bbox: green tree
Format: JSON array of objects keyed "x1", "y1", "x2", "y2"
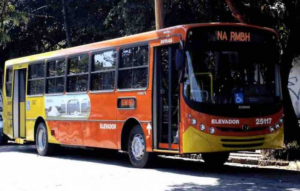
[{"x1": 0, "y1": 0, "x2": 27, "y2": 47}]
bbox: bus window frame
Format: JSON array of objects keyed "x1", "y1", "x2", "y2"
[
  {"x1": 5, "y1": 66, "x2": 13, "y2": 98},
  {"x1": 27, "y1": 61, "x2": 46, "y2": 97},
  {"x1": 117, "y1": 42, "x2": 150, "y2": 92},
  {"x1": 45, "y1": 56, "x2": 67, "y2": 95},
  {"x1": 90, "y1": 48, "x2": 117, "y2": 94},
  {"x1": 66, "y1": 53, "x2": 90, "y2": 94}
]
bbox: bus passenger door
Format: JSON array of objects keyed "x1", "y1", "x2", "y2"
[
  {"x1": 12, "y1": 69, "x2": 26, "y2": 138},
  {"x1": 153, "y1": 44, "x2": 180, "y2": 151}
]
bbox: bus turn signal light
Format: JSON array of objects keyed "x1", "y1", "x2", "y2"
[
  {"x1": 269, "y1": 126, "x2": 275, "y2": 133},
  {"x1": 275, "y1": 123, "x2": 280, "y2": 129},
  {"x1": 190, "y1": 118, "x2": 197, "y2": 126},
  {"x1": 200, "y1": 124, "x2": 205, "y2": 131},
  {"x1": 279, "y1": 118, "x2": 284, "y2": 124}
]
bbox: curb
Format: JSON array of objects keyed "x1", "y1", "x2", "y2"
[
  {"x1": 288, "y1": 161, "x2": 300, "y2": 171},
  {"x1": 228, "y1": 156, "x2": 290, "y2": 166}
]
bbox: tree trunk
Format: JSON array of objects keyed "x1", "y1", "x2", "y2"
[
  {"x1": 62, "y1": 0, "x2": 72, "y2": 47},
  {"x1": 154, "y1": 0, "x2": 164, "y2": 30}
]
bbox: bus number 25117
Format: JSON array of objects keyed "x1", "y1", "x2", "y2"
[{"x1": 256, "y1": 118, "x2": 272, "y2": 125}]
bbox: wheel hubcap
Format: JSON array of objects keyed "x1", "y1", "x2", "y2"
[
  {"x1": 131, "y1": 134, "x2": 145, "y2": 160},
  {"x1": 38, "y1": 129, "x2": 46, "y2": 149}
]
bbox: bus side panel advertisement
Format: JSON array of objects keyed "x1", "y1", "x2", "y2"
[{"x1": 45, "y1": 94, "x2": 91, "y2": 120}]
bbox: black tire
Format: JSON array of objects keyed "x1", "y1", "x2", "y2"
[
  {"x1": 128, "y1": 125, "x2": 155, "y2": 168},
  {"x1": 202, "y1": 152, "x2": 230, "y2": 166},
  {"x1": 0, "y1": 134, "x2": 8, "y2": 145},
  {"x1": 36, "y1": 123, "x2": 54, "y2": 156}
]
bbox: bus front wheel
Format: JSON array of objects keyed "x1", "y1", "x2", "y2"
[
  {"x1": 36, "y1": 123, "x2": 53, "y2": 156},
  {"x1": 202, "y1": 152, "x2": 230, "y2": 166},
  {"x1": 128, "y1": 125, "x2": 154, "y2": 168}
]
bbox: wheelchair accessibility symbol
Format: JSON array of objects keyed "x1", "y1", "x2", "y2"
[{"x1": 234, "y1": 93, "x2": 244, "y2": 104}]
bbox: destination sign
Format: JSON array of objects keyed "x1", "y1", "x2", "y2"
[
  {"x1": 186, "y1": 26, "x2": 277, "y2": 51},
  {"x1": 216, "y1": 31, "x2": 251, "y2": 42}
]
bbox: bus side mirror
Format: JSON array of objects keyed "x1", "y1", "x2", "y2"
[{"x1": 175, "y1": 49, "x2": 185, "y2": 70}]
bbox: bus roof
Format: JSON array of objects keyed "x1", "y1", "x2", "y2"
[{"x1": 5, "y1": 23, "x2": 277, "y2": 67}]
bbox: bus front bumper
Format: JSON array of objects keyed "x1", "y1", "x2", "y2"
[{"x1": 182, "y1": 126, "x2": 284, "y2": 153}]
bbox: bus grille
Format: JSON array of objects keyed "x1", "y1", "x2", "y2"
[
  {"x1": 221, "y1": 138, "x2": 265, "y2": 142},
  {"x1": 222, "y1": 143, "x2": 264, "y2": 148},
  {"x1": 216, "y1": 126, "x2": 268, "y2": 132},
  {"x1": 221, "y1": 138, "x2": 265, "y2": 148}
]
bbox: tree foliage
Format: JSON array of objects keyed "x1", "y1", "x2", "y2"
[
  {"x1": 0, "y1": 0, "x2": 28, "y2": 47},
  {"x1": 0, "y1": 0, "x2": 232, "y2": 62}
]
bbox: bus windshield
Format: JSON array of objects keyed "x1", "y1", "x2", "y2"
[{"x1": 183, "y1": 49, "x2": 281, "y2": 105}]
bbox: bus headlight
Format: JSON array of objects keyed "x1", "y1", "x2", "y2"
[
  {"x1": 200, "y1": 124, "x2": 205, "y2": 131},
  {"x1": 209, "y1": 127, "x2": 215, "y2": 134},
  {"x1": 191, "y1": 118, "x2": 197, "y2": 126},
  {"x1": 279, "y1": 118, "x2": 284, "y2": 124},
  {"x1": 269, "y1": 126, "x2": 275, "y2": 133},
  {"x1": 275, "y1": 123, "x2": 280, "y2": 129}
]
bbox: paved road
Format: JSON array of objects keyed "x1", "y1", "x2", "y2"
[{"x1": 0, "y1": 144, "x2": 299, "y2": 191}]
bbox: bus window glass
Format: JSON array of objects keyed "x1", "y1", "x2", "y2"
[
  {"x1": 5, "y1": 68, "x2": 12, "y2": 97},
  {"x1": 91, "y1": 50, "x2": 116, "y2": 91},
  {"x1": 118, "y1": 68, "x2": 148, "y2": 89},
  {"x1": 46, "y1": 59, "x2": 65, "y2": 94},
  {"x1": 91, "y1": 72, "x2": 115, "y2": 90},
  {"x1": 118, "y1": 45, "x2": 149, "y2": 89},
  {"x1": 29, "y1": 80, "x2": 44, "y2": 95},
  {"x1": 93, "y1": 51, "x2": 116, "y2": 71},
  {"x1": 184, "y1": 50, "x2": 279, "y2": 104},
  {"x1": 47, "y1": 60, "x2": 65, "y2": 77},
  {"x1": 120, "y1": 46, "x2": 148, "y2": 68},
  {"x1": 29, "y1": 63, "x2": 44, "y2": 79},
  {"x1": 67, "y1": 75, "x2": 88, "y2": 92},
  {"x1": 67, "y1": 54, "x2": 89, "y2": 92},
  {"x1": 47, "y1": 77, "x2": 64, "y2": 94},
  {"x1": 28, "y1": 63, "x2": 45, "y2": 95},
  {"x1": 69, "y1": 55, "x2": 89, "y2": 74}
]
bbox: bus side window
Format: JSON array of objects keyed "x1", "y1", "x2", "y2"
[
  {"x1": 67, "y1": 54, "x2": 89, "y2": 92},
  {"x1": 5, "y1": 68, "x2": 13, "y2": 97},
  {"x1": 91, "y1": 50, "x2": 116, "y2": 91},
  {"x1": 118, "y1": 45, "x2": 149, "y2": 90},
  {"x1": 28, "y1": 63, "x2": 45, "y2": 95},
  {"x1": 46, "y1": 59, "x2": 66, "y2": 94}
]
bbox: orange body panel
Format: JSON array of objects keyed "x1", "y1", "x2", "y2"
[
  {"x1": 84, "y1": 122, "x2": 118, "y2": 149},
  {"x1": 159, "y1": 143, "x2": 179, "y2": 150}
]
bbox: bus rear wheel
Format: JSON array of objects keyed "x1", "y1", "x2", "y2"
[
  {"x1": 36, "y1": 123, "x2": 53, "y2": 156},
  {"x1": 128, "y1": 125, "x2": 154, "y2": 168},
  {"x1": 202, "y1": 152, "x2": 230, "y2": 166}
]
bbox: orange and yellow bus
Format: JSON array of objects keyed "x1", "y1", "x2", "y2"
[{"x1": 2, "y1": 23, "x2": 283, "y2": 168}]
